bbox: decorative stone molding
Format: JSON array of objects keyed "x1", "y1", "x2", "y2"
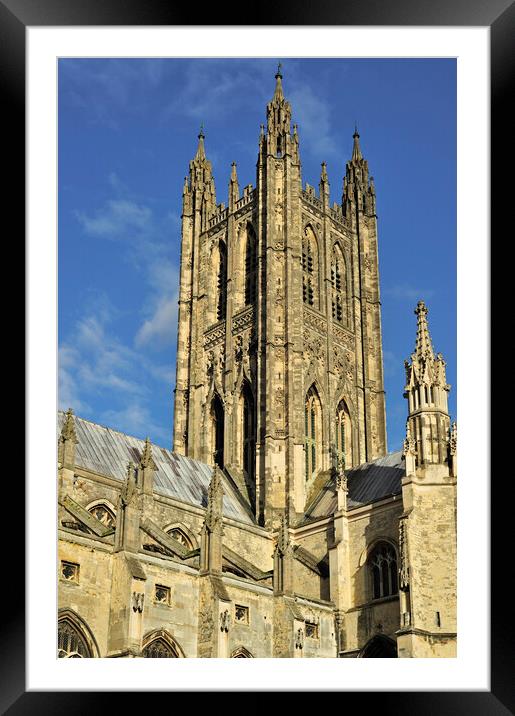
[
  {"x1": 333, "y1": 321, "x2": 354, "y2": 351},
  {"x1": 303, "y1": 306, "x2": 327, "y2": 336},
  {"x1": 204, "y1": 321, "x2": 226, "y2": 350},
  {"x1": 232, "y1": 305, "x2": 254, "y2": 334}
]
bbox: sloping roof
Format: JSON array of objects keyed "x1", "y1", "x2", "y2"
[
  {"x1": 304, "y1": 451, "x2": 405, "y2": 521},
  {"x1": 57, "y1": 411, "x2": 255, "y2": 525}
]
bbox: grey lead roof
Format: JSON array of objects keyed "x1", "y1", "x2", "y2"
[
  {"x1": 58, "y1": 411, "x2": 255, "y2": 525},
  {"x1": 304, "y1": 450, "x2": 405, "y2": 521}
]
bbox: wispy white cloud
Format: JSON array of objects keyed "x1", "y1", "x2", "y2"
[
  {"x1": 75, "y1": 179, "x2": 181, "y2": 353},
  {"x1": 163, "y1": 61, "x2": 270, "y2": 122},
  {"x1": 59, "y1": 306, "x2": 146, "y2": 407},
  {"x1": 288, "y1": 84, "x2": 336, "y2": 160},
  {"x1": 135, "y1": 293, "x2": 178, "y2": 349},
  {"x1": 100, "y1": 402, "x2": 170, "y2": 445},
  {"x1": 76, "y1": 199, "x2": 152, "y2": 238},
  {"x1": 384, "y1": 285, "x2": 435, "y2": 302}
]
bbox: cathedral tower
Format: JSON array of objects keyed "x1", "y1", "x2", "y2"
[{"x1": 173, "y1": 69, "x2": 387, "y2": 528}]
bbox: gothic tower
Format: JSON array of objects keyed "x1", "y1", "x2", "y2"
[
  {"x1": 397, "y1": 301, "x2": 457, "y2": 657},
  {"x1": 173, "y1": 68, "x2": 387, "y2": 528}
]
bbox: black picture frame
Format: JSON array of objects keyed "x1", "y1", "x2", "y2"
[{"x1": 5, "y1": 0, "x2": 508, "y2": 712}]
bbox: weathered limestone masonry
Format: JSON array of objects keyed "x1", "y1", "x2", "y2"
[
  {"x1": 172, "y1": 69, "x2": 387, "y2": 530},
  {"x1": 58, "y1": 71, "x2": 457, "y2": 659}
]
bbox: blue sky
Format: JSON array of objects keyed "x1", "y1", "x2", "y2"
[{"x1": 58, "y1": 57, "x2": 456, "y2": 451}]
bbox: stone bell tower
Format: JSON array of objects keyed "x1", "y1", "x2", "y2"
[{"x1": 173, "y1": 68, "x2": 387, "y2": 528}]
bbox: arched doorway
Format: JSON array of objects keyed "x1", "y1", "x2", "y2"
[{"x1": 359, "y1": 635, "x2": 397, "y2": 658}]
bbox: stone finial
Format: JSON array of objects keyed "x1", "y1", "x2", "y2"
[
  {"x1": 183, "y1": 176, "x2": 190, "y2": 195},
  {"x1": 229, "y1": 162, "x2": 240, "y2": 209},
  {"x1": 205, "y1": 465, "x2": 224, "y2": 532},
  {"x1": 121, "y1": 461, "x2": 138, "y2": 506},
  {"x1": 336, "y1": 471, "x2": 348, "y2": 494},
  {"x1": 139, "y1": 437, "x2": 155, "y2": 471},
  {"x1": 275, "y1": 513, "x2": 290, "y2": 556},
  {"x1": 58, "y1": 408, "x2": 79, "y2": 468},
  {"x1": 60, "y1": 408, "x2": 78, "y2": 444},
  {"x1": 276, "y1": 61, "x2": 283, "y2": 79},
  {"x1": 336, "y1": 454, "x2": 348, "y2": 511},
  {"x1": 320, "y1": 162, "x2": 329, "y2": 186}
]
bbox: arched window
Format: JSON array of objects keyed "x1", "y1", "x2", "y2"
[
  {"x1": 242, "y1": 383, "x2": 255, "y2": 485},
  {"x1": 142, "y1": 637, "x2": 179, "y2": 658},
  {"x1": 88, "y1": 503, "x2": 116, "y2": 529},
  {"x1": 335, "y1": 399, "x2": 350, "y2": 469},
  {"x1": 369, "y1": 542, "x2": 398, "y2": 600},
  {"x1": 302, "y1": 226, "x2": 318, "y2": 309},
  {"x1": 142, "y1": 631, "x2": 182, "y2": 658},
  {"x1": 304, "y1": 386, "x2": 322, "y2": 481},
  {"x1": 211, "y1": 394, "x2": 225, "y2": 468},
  {"x1": 58, "y1": 615, "x2": 95, "y2": 658},
  {"x1": 231, "y1": 646, "x2": 254, "y2": 658},
  {"x1": 244, "y1": 225, "x2": 257, "y2": 306},
  {"x1": 217, "y1": 241, "x2": 227, "y2": 321},
  {"x1": 331, "y1": 244, "x2": 347, "y2": 324}
]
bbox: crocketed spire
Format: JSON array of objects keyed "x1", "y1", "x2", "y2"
[
  {"x1": 414, "y1": 300, "x2": 434, "y2": 360},
  {"x1": 351, "y1": 125, "x2": 363, "y2": 162},
  {"x1": 195, "y1": 124, "x2": 206, "y2": 160}
]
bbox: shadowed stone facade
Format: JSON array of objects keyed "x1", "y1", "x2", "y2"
[{"x1": 58, "y1": 70, "x2": 457, "y2": 659}]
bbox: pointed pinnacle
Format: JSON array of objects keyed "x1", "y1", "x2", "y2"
[
  {"x1": 414, "y1": 300, "x2": 435, "y2": 359},
  {"x1": 273, "y1": 66, "x2": 284, "y2": 100},
  {"x1": 352, "y1": 125, "x2": 363, "y2": 161},
  {"x1": 278, "y1": 513, "x2": 289, "y2": 554},
  {"x1": 320, "y1": 161, "x2": 328, "y2": 183},
  {"x1": 230, "y1": 161, "x2": 238, "y2": 182},
  {"x1": 195, "y1": 126, "x2": 206, "y2": 160},
  {"x1": 61, "y1": 408, "x2": 78, "y2": 443},
  {"x1": 140, "y1": 436, "x2": 154, "y2": 469}
]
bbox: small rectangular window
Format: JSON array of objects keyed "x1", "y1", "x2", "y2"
[
  {"x1": 234, "y1": 604, "x2": 249, "y2": 624},
  {"x1": 154, "y1": 584, "x2": 171, "y2": 605},
  {"x1": 305, "y1": 622, "x2": 319, "y2": 639}
]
